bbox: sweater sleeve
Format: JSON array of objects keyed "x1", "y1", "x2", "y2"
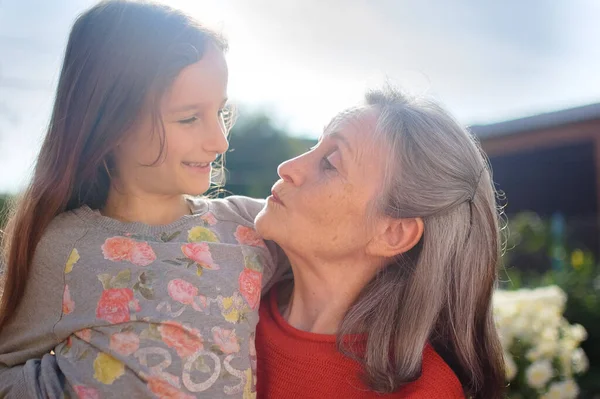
[
  {"x1": 0, "y1": 212, "x2": 89, "y2": 398},
  {"x1": 214, "y1": 196, "x2": 291, "y2": 293}
]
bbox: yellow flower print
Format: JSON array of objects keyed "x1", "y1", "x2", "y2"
[
  {"x1": 187, "y1": 226, "x2": 219, "y2": 243},
  {"x1": 93, "y1": 353, "x2": 125, "y2": 384},
  {"x1": 218, "y1": 293, "x2": 247, "y2": 324},
  {"x1": 243, "y1": 368, "x2": 256, "y2": 399},
  {"x1": 220, "y1": 296, "x2": 240, "y2": 323},
  {"x1": 64, "y1": 248, "x2": 80, "y2": 274}
]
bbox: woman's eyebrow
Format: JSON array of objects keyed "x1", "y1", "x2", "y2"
[{"x1": 328, "y1": 132, "x2": 354, "y2": 157}]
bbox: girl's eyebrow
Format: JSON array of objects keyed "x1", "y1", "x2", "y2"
[
  {"x1": 168, "y1": 104, "x2": 201, "y2": 114},
  {"x1": 168, "y1": 97, "x2": 228, "y2": 114}
]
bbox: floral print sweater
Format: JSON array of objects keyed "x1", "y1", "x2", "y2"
[{"x1": 0, "y1": 196, "x2": 286, "y2": 399}]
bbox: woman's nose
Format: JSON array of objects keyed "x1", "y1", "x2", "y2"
[{"x1": 277, "y1": 155, "x2": 306, "y2": 186}]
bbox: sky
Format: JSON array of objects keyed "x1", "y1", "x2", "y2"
[{"x1": 0, "y1": 0, "x2": 599, "y2": 193}]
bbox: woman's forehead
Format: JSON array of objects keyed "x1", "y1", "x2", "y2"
[
  {"x1": 323, "y1": 108, "x2": 386, "y2": 175},
  {"x1": 322, "y1": 106, "x2": 379, "y2": 143}
]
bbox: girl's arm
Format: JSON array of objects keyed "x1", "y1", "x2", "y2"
[
  {"x1": 211, "y1": 195, "x2": 291, "y2": 292},
  {"x1": 0, "y1": 216, "x2": 87, "y2": 398}
]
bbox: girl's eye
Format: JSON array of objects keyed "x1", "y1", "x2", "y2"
[{"x1": 179, "y1": 116, "x2": 198, "y2": 125}]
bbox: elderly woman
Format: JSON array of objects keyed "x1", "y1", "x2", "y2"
[{"x1": 254, "y1": 88, "x2": 505, "y2": 399}]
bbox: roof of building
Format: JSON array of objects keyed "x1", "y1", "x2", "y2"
[{"x1": 469, "y1": 102, "x2": 600, "y2": 139}]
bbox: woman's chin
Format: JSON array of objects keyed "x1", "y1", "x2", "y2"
[{"x1": 254, "y1": 211, "x2": 277, "y2": 241}]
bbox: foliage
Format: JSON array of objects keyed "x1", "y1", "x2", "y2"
[
  {"x1": 222, "y1": 111, "x2": 315, "y2": 198},
  {"x1": 495, "y1": 286, "x2": 588, "y2": 398},
  {"x1": 502, "y1": 212, "x2": 600, "y2": 397},
  {"x1": 0, "y1": 194, "x2": 9, "y2": 228}
]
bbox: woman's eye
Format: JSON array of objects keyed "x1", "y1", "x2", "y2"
[
  {"x1": 321, "y1": 156, "x2": 336, "y2": 171},
  {"x1": 179, "y1": 116, "x2": 198, "y2": 125}
]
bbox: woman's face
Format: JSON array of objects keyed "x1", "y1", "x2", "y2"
[
  {"x1": 114, "y1": 43, "x2": 229, "y2": 197},
  {"x1": 255, "y1": 107, "x2": 388, "y2": 262}
]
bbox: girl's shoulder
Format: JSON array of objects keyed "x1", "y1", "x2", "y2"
[
  {"x1": 37, "y1": 208, "x2": 93, "y2": 259},
  {"x1": 195, "y1": 195, "x2": 265, "y2": 226}
]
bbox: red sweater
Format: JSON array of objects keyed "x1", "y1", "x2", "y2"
[{"x1": 256, "y1": 288, "x2": 465, "y2": 399}]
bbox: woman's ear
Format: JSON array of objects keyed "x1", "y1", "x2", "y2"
[{"x1": 366, "y1": 217, "x2": 424, "y2": 258}]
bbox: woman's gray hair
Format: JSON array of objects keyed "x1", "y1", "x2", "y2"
[{"x1": 338, "y1": 87, "x2": 505, "y2": 399}]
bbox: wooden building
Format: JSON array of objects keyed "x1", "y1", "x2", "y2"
[{"x1": 471, "y1": 103, "x2": 600, "y2": 254}]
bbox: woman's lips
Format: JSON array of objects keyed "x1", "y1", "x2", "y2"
[{"x1": 269, "y1": 190, "x2": 284, "y2": 206}]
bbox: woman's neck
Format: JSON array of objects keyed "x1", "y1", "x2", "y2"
[
  {"x1": 280, "y1": 256, "x2": 378, "y2": 335},
  {"x1": 102, "y1": 183, "x2": 191, "y2": 226}
]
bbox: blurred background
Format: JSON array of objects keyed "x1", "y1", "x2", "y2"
[{"x1": 1, "y1": 0, "x2": 600, "y2": 397}]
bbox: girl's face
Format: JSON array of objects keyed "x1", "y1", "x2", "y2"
[{"x1": 114, "y1": 43, "x2": 229, "y2": 198}]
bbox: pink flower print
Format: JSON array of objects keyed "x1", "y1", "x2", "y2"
[
  {"x1": 212, "y1": 327, "x2": 240, "y2": 354},
  {"x1": 147, "y1": 377, "x2": 195, "y2": 399},
  {"x1": 158, "y1": 321, "x2": 204, "y2": 358},
  {"x1": 96, "y1": 288, "x2": 140, "y2": 324},
  {"x1": 74, "y1": 385, "x2": 100, "y2": 399},
  {"x1": 201, "y1": 212, "x2": 218, "y2": 226},
  {"x1": 63, "y1": 285, "x2": 75, "y2": 315},
  {"x1": 75, "y1": 328, "x2": 92, "y2": 343},
  {"x1": 239, "y1": 268, "x2": 262, "y2": 310},
  {"x1": 110, "y1": 331, "x2": 140, "y2": 356},
  {"x1": 181, "y1": 242, "x2": 220, "y2": 270},
  {"x1": 234, "y1": 226, "x2": 267, "y2": 248},
  {"x1": 167, "y1": 279, "x2": 198, "y2": 305},
  {"x1": 102, "y1": 237, "x2": 156, "y2": 266},
  {"x1": 129, "y1": 242, "x2": 156, "y2": 266},
  {"x1": 194, "y1": 295, "x2": 208, "y2": 312},
  {"x1": 102, "y1": 237, "x2": 135, "y2": 262}
]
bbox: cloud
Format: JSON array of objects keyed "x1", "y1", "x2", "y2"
[{"x1": 0, "y1": 0, "x2": 598, "y2": 192}]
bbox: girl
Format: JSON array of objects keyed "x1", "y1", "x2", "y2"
[{"x1": 0, "y1": 1, "x2": 284, "y2": 398}]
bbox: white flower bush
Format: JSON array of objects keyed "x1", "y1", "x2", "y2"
[{"x1": 494, "y1": 285, "x2": 589, "y2": 398}]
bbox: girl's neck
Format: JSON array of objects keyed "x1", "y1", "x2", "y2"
[{"x1": 102, "y1": 184, "x2": 191, "y2": 226}]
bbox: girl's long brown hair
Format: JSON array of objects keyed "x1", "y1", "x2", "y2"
[{"x1": 0, "y1": 0, "x2": 226, "y2": 331}]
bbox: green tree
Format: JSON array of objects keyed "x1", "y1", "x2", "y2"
[
  {"x1": 0, "y1": 194, "x2": 9, "y2": 228},
  {"x1": 222, "y1": 111, "x2": 315, "y2": 198}
]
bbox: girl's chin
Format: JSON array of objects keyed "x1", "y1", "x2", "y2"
[{"x1": 183, "y1": 183, "x2": 211, "y2": 197}]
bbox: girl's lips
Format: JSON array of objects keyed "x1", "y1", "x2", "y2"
[{"x1": 182, "y1": 161, "x2": 211, "y2": 173}]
